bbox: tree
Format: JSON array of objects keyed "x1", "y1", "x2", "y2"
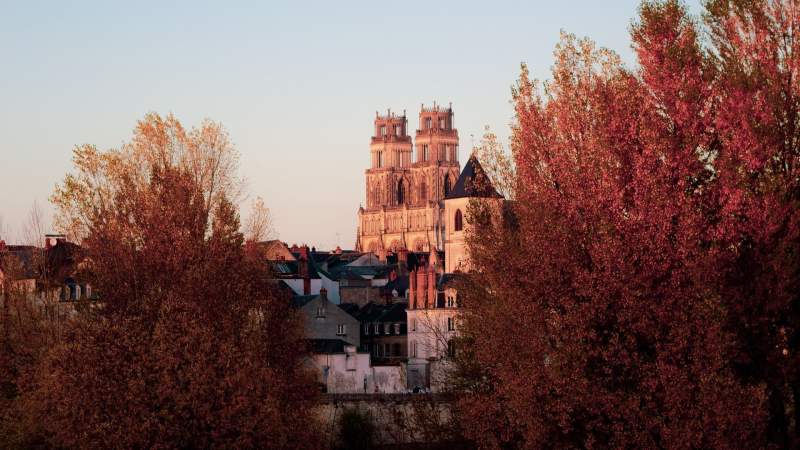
[
  {"x1": 18, "y1": 113, "x2": 320, "y2": 449},
  {"x1": 0, "y1": 203, "x2": 72, "y2": 449},
  {"x1": 473, "y1": 126, "x2": 516, "y2": 200},
  {"x1": 703, "y1": 0, "x2": 800, "y2": 445},
  {"x1": 458, "y1": 23, "x2": 766, "y2": 448},
  {"x1": 244, "y1": 196, "x2": 275, "y2": 243}
]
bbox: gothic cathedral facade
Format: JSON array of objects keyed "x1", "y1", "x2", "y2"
[{"x1": 355, "y1": 103, "x2": 461, "y2": 254}]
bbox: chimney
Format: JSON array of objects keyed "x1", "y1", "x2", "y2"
[
  {"x1": 397, "y1": 247, "x2": 408, "y2": 276},
  {"x1": 377, "y1": 245, "x2": 387, "y2": 263},
  {"x1": 298, "y1": 247, "x2": 311, "y2": 295},
  {"x1": 418, "y1": 268, "x2": 427, "y2": 310},
  {"x1": 427, "y1": 267, "x2": 436, "y2": 308},
  {"x1": 409, "y1": 269, "x2": 416, "y2": 309},
  {"x1": 44, "y1": 234, "x2": 67, "y2": 250}
]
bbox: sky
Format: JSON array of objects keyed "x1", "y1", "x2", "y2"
[{"x1": 0, "y1": 0, "x2": 702, "y2": 249}]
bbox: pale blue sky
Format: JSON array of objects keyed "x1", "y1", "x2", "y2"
[{"x1": 0, "y1": 0, "x2": 702, "y2": 248}]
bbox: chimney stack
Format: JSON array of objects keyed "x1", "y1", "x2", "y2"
[
  {"x1": 409, "y1": 269, "x2": 417, "y2": 309},
  {"x1": 397, "y1": 247, "x2": 408, "y2": 276},
  {"x1": 418, "y1": 268, "x2": 427, "y2": 309},
  {"x1": 427, "y1": 267, "x2": 436, "y2": 308}
]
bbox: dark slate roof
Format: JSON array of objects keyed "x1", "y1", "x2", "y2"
[
  {"x1": 291, "y1": 294, "x2": 317, "y2": 309},
  {"x1": 446, "y1": 154, "x2": 503, "y2": 199},
  {"x1": 383, "y1": 275, "x2": 409, "y2": 297},
  {"x1": 437, "y1": 272, "x2": 465, "y2": 290},
  {"x1": 269, "y1": 258, "x2": 321, "y2": 280},
  {"x1": 308, "y1": 338, "x2": 348, "y2": 354},
  {"x1": 339, "y1": 303, "x2": 361, "y2": 316},
  {"x1": 351, "y1": 301, "x2": 408, "y2": 324},
  {"x1": 4, "y1": 245, "x2": 39, "y2": 279}
]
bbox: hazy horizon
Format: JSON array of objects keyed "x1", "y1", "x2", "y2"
[{"x1": 0, "y1": 0, "x2": 701, "y2": 249}]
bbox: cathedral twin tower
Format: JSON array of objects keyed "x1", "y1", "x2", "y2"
[{"x1": 356, "y1": 103, "x2": 461, "y2": 254}]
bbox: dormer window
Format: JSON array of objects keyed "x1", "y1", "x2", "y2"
[{"x1": 337, "y1": 324, "x2": 347, "y2": 335}]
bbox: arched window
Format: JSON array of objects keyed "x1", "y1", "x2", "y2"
[
  {"x1": 444, "y1": 174, "x2": 451, "y2": 196},
  {"x1": 397, "y1": 180, "x2": 405, "y2": 205},
  {"x1": 454, "y1": 209, "x2": 463, "y2": 231}
]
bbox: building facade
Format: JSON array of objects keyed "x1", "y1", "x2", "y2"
[
  {"x1": 405, "y1": 155, "x2": 504, "y2": 391},
  {"x1": 356, "y1": 103, "x2": 461, "y2": 254}
]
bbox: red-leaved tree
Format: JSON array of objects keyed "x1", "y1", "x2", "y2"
[
  {"x1": 15, "y1": 114, "x2": 321, "y2": 449},
  {"x1": 455, "y1": 1, "x2": 798, "y2": 446}
]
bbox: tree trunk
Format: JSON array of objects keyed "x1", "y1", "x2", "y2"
[{"x1": 767, "y1": 384, "x2": 789, "y2": 448}]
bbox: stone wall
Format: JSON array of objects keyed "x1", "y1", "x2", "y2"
[{"x1": 314, "y1": 394, "x2": 459, "y2": 447}]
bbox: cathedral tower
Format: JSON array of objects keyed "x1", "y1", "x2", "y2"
[{"x1": 356, "y1": 103, "x2": 461, "y2": 254}]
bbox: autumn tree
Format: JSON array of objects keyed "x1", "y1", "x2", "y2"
[
  {"x1": 17, "y1": 113, "x2": 320, "y2": 449},
  {"x1": 702, "y1": 0, "x2": 800, "y2": 445},
  {"x1": 244, "y1": 196, "x2": 275, "y2": 243},
  {"x1": 457, "y1": 14, "x2": 768, "y2": 448}
]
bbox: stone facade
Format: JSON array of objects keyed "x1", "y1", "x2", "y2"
[{"x1": 356, "y1": 103, "x2": 461, "y2": 254}]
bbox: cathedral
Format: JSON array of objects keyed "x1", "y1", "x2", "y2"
[{"x1": 355, "y1": 103, "x2": 461, "y2": 254}]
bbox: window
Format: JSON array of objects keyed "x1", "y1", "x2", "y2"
[
  {"x1": 411, "y1": 318, "x2": 416, "y2": 331},
  {"x1": 316, "y1": 307, "x2": 326, "y2": 318},
  {"x1": 393, "y1": 343, "x2": 401, "y2": 356},
  {"x1": 447, "y1": 340, "x2": 456, "y2": 358},
  {"x1": 384, "y1": 343, "x2": 391, "y2": 356},
  {"x1": 394, "y1": 323, "x2": 400, "y2": 334},
  {"x1": 422, "y1": 144, "x2": 429, "y2": 161},
  {"x1": 373, "y1": 323, "x2": 380, "y2": 334},
  {"x1": 412, "y1": 341, "x2": 418, "y2": 358},
  {"x1": 420, "y1": 181, "x2": 427, "y2": 202},
  {"x1": 364, "y1": 324, "x2": 370, "y2": 335},
  {"x1": 377, "y1": 151, "x2": 382, "y2": 168},
  {"x1": 444, "y1": 174, "x2": 451, "y2": 196},
  {"x1": 447, "y1": 294, "x2": 456, "y2": 308},
  {"x1": 395, "y1": 125, "x2": 402, "y2": 136},
  {"x1": 397, "y1": 180, "x2": 405, "y2": 205},
  {"x1": 439, "y1": 118, "x2": 445, "y2": 129},
  {"x1": 454, "y1": 209, "x2": 463, "y2": 231},
  {"x1": 447, "y1": 317, "x2": 455, "y2": 331},
  {"x1": 380, "y1": 125, "x2": 386, "y2": 136},
  {"x1": 337, "y1": 324, "x2": 347, "y2": 335},
  {"x1": 384, "y1": 323, "x2": 390, "y2": 335},
  {"x1": 425, "y1": 117, "x2": 432, "y2": 129}
]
